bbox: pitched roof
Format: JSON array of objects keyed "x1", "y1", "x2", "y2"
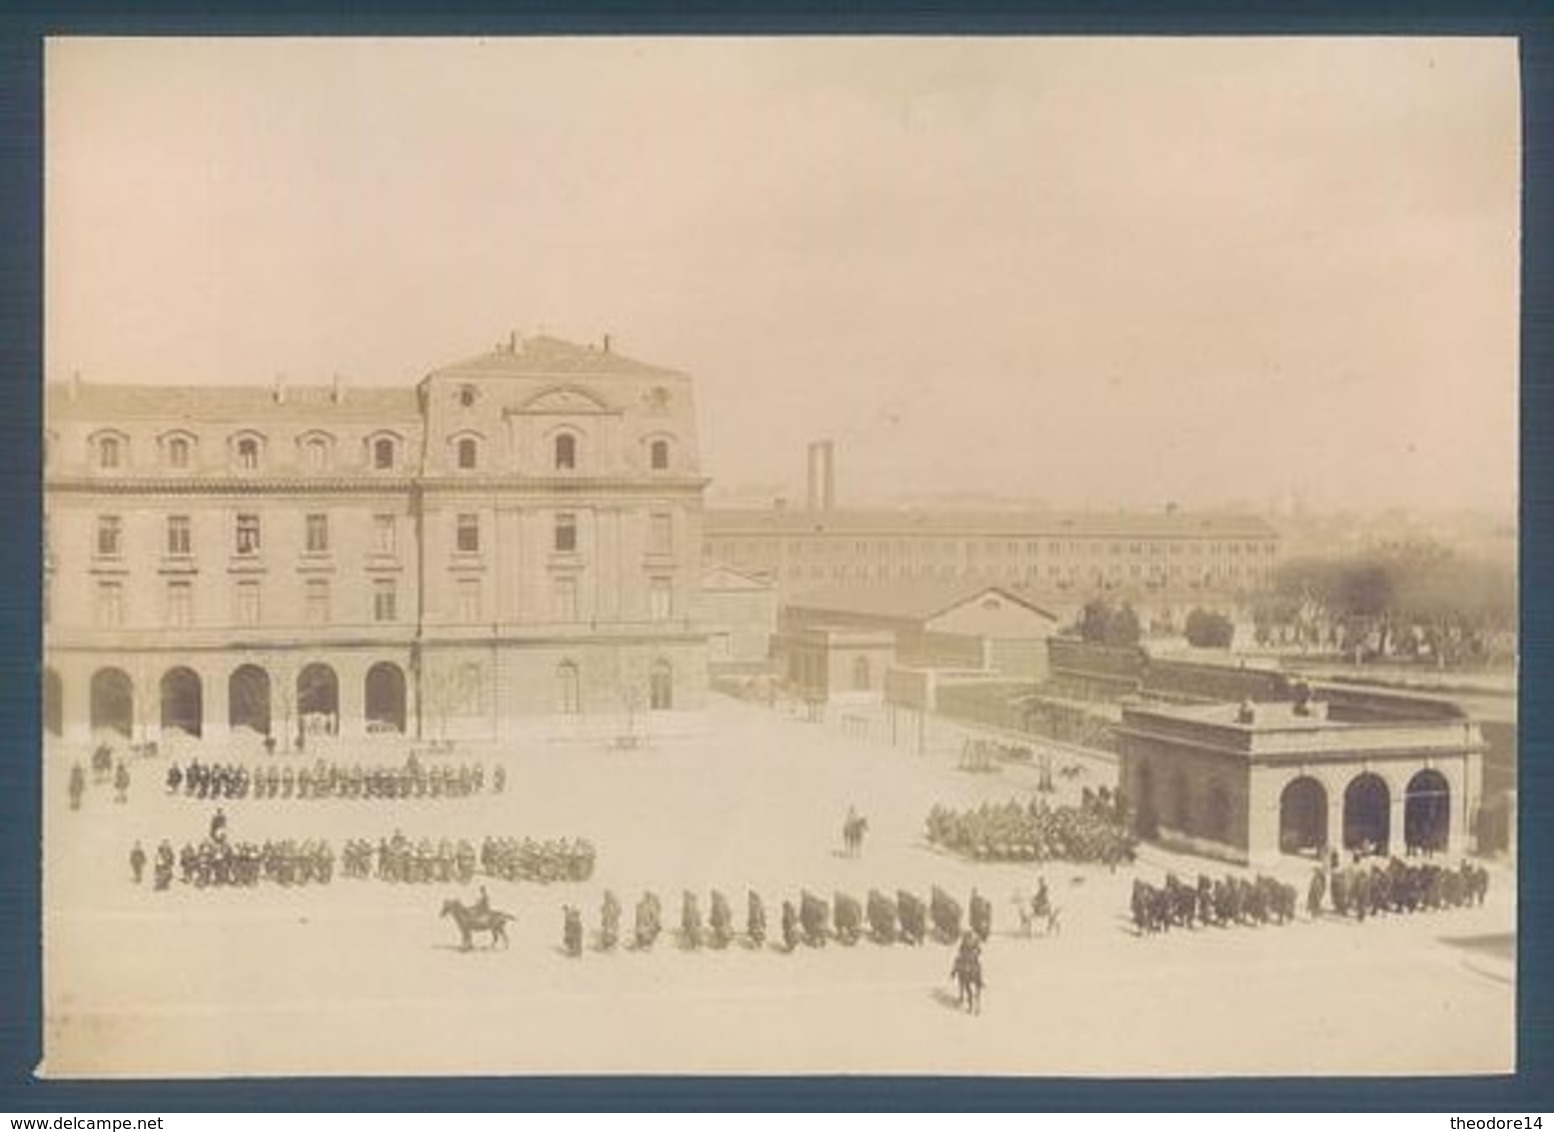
[
  {"x1": 45, "y1": 383, "x2": 419, "y2": 424},
  {"x1": 430, "y1": 334, "x2": 686, "y2": 380},
  {"x1": 787, "y1": 581, "x2": 1056, "y2": 623},
  {"x1": 706, "y1": 507, "x2": 1279, "y2": 540},
  {"x1": 702, "y1": 562, "x2": 777, "y2": 590}
]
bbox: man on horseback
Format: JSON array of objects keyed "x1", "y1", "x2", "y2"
[{"x1": 951, "y1": 930, "x2": 984, "y2": 1014}]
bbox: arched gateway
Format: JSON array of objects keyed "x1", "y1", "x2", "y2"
[
  {"x1": 1279, "y1": 776, "x2": 1328, "y2": 856},
  {"x1": 1343, "y1": 773, "x2": 1391, "y2": 856}
]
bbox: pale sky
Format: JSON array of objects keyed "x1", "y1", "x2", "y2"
[{"x1": 44, "y1": 37, "x2": 1521, "y2": 513}]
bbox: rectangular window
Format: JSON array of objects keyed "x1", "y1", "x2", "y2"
[
  {"x1": 96, "y1": 515, "x2": 122, "y2": 557},
  {"x1": 649, "y1": 512, "x2": 672, "y2": 555},
  {"x1": 457, "y1": 578, "x2": 482, "y2": 622},
  {"x1": 554, "y1": 513, "x2": 577, "y2": 553},
  {"x1": 305, "y1": 513, "x2": 329, "y2": 554},
  {"x1": 166, "y1": 515, "x2": 192, "y2": 557},
  {"x1": 456, "y1": 513, "x2": 480, "y2": 553},
  {"x1": 552, "y1": 576, "x2": 578, "y2": 622},
  {"x1": 235, "y1": 581, "x2": 261, "y2": 625},
  {"x1": 372, "y1": 513, "x2": 397, "y2": 555},
  {"x1": 373, "y1": 579, "x2": 397, "y2": 622},
  {"x1": 166, "y1": 580, "x2": 192, "y2": 627},
  {"x1": 649, "y1": 577, "x2": 672, "y2": 621},
  {"x1": 235, "y1": 513, "x2": 261, "y2": 556},
  {"x1": 305, "y1": 578, "x2": 331, "y2": 624},
  {"x1": 96, "y1": 581, "x2": 123, "y2": 627}
]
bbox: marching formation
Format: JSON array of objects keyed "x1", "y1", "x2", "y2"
[
  {"x1": 551, "y1": 885, "x2": 999, "y2": 956},
  {"x1": 925, "y1": 790, "x2": 1135, "y2": 866},
  {"x1": 140, "y1": 836, "x2": 337, "y2": 890},
  {"x1": 164, "y1": 756, "x2": 498, "y2": 802},
  {"x1": 1322, "y1": 858, "x2": 1490, "y2": 921},
  {"x1": 1131, "y1": 873, "x2": 1298, "y2": 934}
]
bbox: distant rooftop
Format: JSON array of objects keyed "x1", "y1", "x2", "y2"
[
  {"x1": 707, "y1": 507, "x2": 1279, "y2": 540},
  {"x1": 46, "y1": 382, "x2": 417, "y2": 423},
  {"x1": 429, "y1": 334, "x2": 686, "y2": 380},
  {"x1": 787, "y1": 581, "x2": 1058, "y2": 623}
]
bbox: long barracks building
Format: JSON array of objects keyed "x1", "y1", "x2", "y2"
[{"x1": 44, "y1": 335, "x2": 710, "y2": 750}]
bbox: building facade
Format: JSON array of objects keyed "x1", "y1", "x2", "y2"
[
  {"x1": 703, "y1": 508, "x2": 1281, "y2": 616},
  {"x1": 44, "y1": 335, "x2": 709, "y2": 750},
  {"x1": 1115, "y1": 692, "x2": 1485, "y2": 865}
]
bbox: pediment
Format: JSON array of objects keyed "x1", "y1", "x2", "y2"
[{"x1": 514, "y1": 385, "x2": 615, "y2": 415}]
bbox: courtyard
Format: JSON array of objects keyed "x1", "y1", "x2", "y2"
[{"x1": 41, "y1": 694, "x2": 1514, "y2": 1077}]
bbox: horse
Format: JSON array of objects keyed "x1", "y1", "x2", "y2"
[
  {"x1": 843, "y1": 813, "x2": 868, "y2": 857},
  {"x1": 440, "y1": 898, "x2": 513, "y2": 951},
  {"x1": 951, "y1": 946, "x2": 983, "y2": 1014}
]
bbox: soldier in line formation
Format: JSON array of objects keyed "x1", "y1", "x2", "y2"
[
  {"x1": 479, "y1": 836, "x2": 596, "y2": 884},
  {"x1": 166, "y1": 755, "x2": 489, "y2": 802},
  {"x1": 341, "y1": 834, "x2": 479, "y2": 885},
  {"x1": 925, "y1": 790, "x2": 1135, "y2": 867},
  {"x1": 1324, "y1": 857, "x2": 1490, "y2": 921},
  {"x1": 569, "y1": 886, "x2": 992, "y2": 955},
  {"x1": 1132, "y1": 873, "x2": 1299, "y2": 934},
  {"x1": 143, "y1": 835, "x2": 336, "y2": 889}
]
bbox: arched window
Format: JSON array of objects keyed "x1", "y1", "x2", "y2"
[
  {"x1": 649, "y1": 659, "x2": 673, "y2": 711},
  {"x1": 167, "y1": 436, "x2": 191, "y2": 469},
  {"x1": 456, "y1": 437, "x2": 478, "y2": 470},
  {"x1": 650, "y1": 439, "x2": 670, "y2": 471},
  {"x1": 236, "y1": 437, "x2": 261, "y2": 471},
  {"x1": 554, "y1": 433, "x2": 576, "y2": 471},
  {"x1": 302, "y1": 435, "x2": 330, "y2": 472},
  {"x1": 373, "y1": 437, "x2": 396, "y2": 470},
  {"x1": 97, "y1": 434, "x2": 123, "y2": 470},
  {"x1": 557, "y1": 661, "x2": 580, "y2": 715}
]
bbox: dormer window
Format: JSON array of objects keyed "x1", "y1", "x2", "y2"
[
  {"x1": 236, "y1": 437, "x2": 260, "y2": 471},
  {"x1": 98, "y1": 435, "x2": 121, "y2": 470},
  {"x1": 168, "y1": 437, "x2": 191, "y2": 469},
  {"x1": 459, "y1": 385, "x2": 478, "y2": 408},
  {"x1": 555, "y1": 433, "x2": 576, "y2": 471},
  {"x1": 650, "y1": 439, "x2": 670, "y2": 471},
  {"x1": 301, "y1": 434, "x2": 331, "y2": 472},
  {"x1": 457, "y1": 437, "x2": 478, "y2": 470},
  {"x1": 373, "y1": 437, "x2": 396, "y2": 470}
]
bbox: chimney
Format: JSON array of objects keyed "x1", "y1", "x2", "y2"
[
  {"x1": 508, "y1": 330, "x2": 519, "y2": 354},
  {"x1": 822, "y1": 439, "x2": 835, "y2": 511},
  {"x1": 331, "y1": 373, "x2": 344, "y2": 404},
  {"x1": 273, "y1": 373, "x2": 287, "y2": 405},
  {"x1": 68, "y1": 370, "x2": 81, "y2": 402},
  {"x1": 806, "y1": 442, "x2": 821, "y2": 512},
  {"x1": 603, "y1": 334, "x2": 612, "y2": 354}
]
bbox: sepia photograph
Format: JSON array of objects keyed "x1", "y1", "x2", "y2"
[{"x1": 39, "y1": 36, "x2": 1519, "y2": 1079}]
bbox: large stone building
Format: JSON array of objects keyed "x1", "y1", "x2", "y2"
[
  {"x1": 703, "y1": 506, "x2": 1281, "y2": 613},
  {"x1": 1115, "y1": 689, "x2": 1485, "y2": 865},
  {"x1": 44, "y1": 335, "x2": 709, "y2": 750}
]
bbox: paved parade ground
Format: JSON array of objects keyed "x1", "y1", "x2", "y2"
[{"x1": 40, "y1": 696, "x2": 1515, "y2": 1078}]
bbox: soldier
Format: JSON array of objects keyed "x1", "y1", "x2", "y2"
[
  {"x1": 492, "y1": 765, "x2": 506, "y2": 794},
  {"x1": 165, "y1": 762, "x2": 183, "y2": 795},
  {"x1": 781, "y1": 899, "x2": 799, "y2": 952},
  {"x1": 129, "y1": 840, "x2": 147, "y2": 885},
  {"x1": 709, "y1": 890, "x2": 732, "y2": 949},
  {"x1": 473, "y1": 885, "x2": 491, "y2": 918},
  {"x1": 68, "y1": 763, "x2": 85, "y2": 812},
  {"x1": 747, "y1": 890, "x2": 766, "y2": 947},
  {"x1": 563, "y1": 905, "x2": 583, "y2": 957},
  {"x1": 210, "y1": 807, "x2": 229, "y2": 845}
]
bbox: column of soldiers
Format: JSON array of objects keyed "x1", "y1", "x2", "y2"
[
  {"x1": 925, "y1": 791, "x2": 1135, "y2": 867},
  {"x1": 164, "y1": 756, "x2": 501, "y2": 801},
  {"x1": 559, "y1": 885, "x2": 995, "y2": 956},
  {"x1": 1319, "y1": 857, "x2": 1490, "y2": 921}
]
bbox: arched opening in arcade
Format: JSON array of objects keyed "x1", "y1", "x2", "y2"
[
  {"x1": 649, "y1": 659, "x2": 673, "y2": 711},
  {"x1": 89, "y1": 667, "x2": 133, "y2": 738},
  {"x1": 297, "y1": 663, "x2": 340, "y2": 738},
  {"x1": 1279, "y1": 776, "x2": 1328, "y2": 856},
  {"x1": 159, "y1": 667, "x2": 203, "y2": 738},
  {"x1": 1343, "y1": 773, "x2": 1391, "y2": 856},
  {"x1": 1134, "y1": 761, "x2": 1159, "y2": 840},
  {"x1": 365, "y1": 662, "x2": 406, "y2": 733},
  {"x1": 1404, "y1": 769, "x2": 1451, "y2": 856},
  {"x1": 228, "y1": 665, "x2": 272, "y2": 738},
  {"x1": 43, "y1": 667, "x2": 62, "y2": 738},
  {"x1": 1170, "y1": 769, "x2": 1191, "y2": 830}
]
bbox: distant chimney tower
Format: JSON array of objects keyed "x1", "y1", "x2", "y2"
[
  {"x1": 806, "y1": 443, "x2": 821, "y2": 512},
  {"x1": 603, "y1": 334, "x2": 612, "y2": 354},
  {"x1": 508, "y1": 330, "x2": 519, "y2": 354},
  {"x1": 807, "y1": 440, "x2": 836, "y2": 512},
  {"x1": 273, "y1": 373, "x2": 287, "y2": 405},
  {"x1": 331, "y1": 373, "x2": 344, "y2": 404},
  {"x1": 68, "y1": 370, "x2": 81, "y2": 402}
]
